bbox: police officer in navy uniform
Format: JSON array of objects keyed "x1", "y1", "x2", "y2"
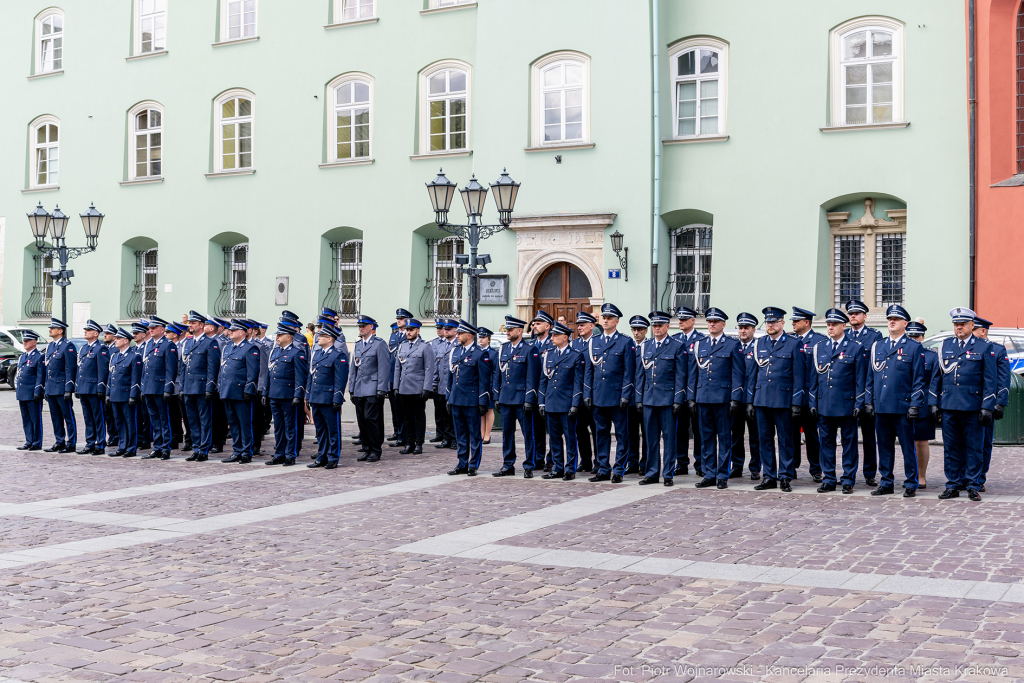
[
  {"x1": 393, "y1": 318, "x2": 435, "y2": 454},
  {"x1": 165, "y1": 322, "x2": 188, "y2": 451},
  {"x1": 571, "y1": 311, "x2": 598, "y2": 472},
  {"x1": 16, "y1": 330, "x2": 45, "y2": 451},
  {"x1": 107, "y1": 328, "x2": 144, "y2": 457},
  {"x1": 687, "y1": 307, "x2": 745, "y2": 489},
  {"x1": 972, "y1": 316, "x2": 1011, "y2": 492},
  {"x1": 582, "y1": 303, "x2": 635, "y2": 484},
  {"x1": 387, "y1": 309, "x2": 412, "y2": 445},
  {"x1": 672, "y1": 306, "x2": 704, "y2": 477},
  {"x1": 476, "y1": 326, "x2": 499, "y2": 445},
  {"x1": 493, "y1": 315, "x2": 539, "y2": 478},
  {"x1": 102, "y1": 324, "x2": 119, "y2": 448},
  {"x1": 528, "y1": 309, "x2": 555, "y2": 470},
  {"x1": 937, "y1": 308, "x2": 998, "y2": 501},
  {"x1": 307, "y1": 323, "x2": 349, "y2": 470},
  {"x1": 262, "y1": 322, "x2": 309, "y2": 466},
  {"x1": 446, "y1": 320, "x2": 492, "y2": 476},
  {"x1": 350, "y1": 315, "x2": 392, "y2": 462},
  {"x1": 209, "y1": 318, "x2": 232, "y2": 453},
  {"x1": 140, "y1": 317, "x2": 178, "y2": 460},
  {"x1": 626, "y1": 316, "x2": 650, "y2": 475},
  {"x1": 790, "y1": 307, "x2": 827, "y2": 481},
  {"x1": 75, "y1": 319, "x2": 109, "y2": 454},
  {"x1": 130, "y1": 321, "x2": 152, "y2": 450},
  {"x1": 747, "y1": 307, "x2": 805, "y2": 492},
  {"x1": 845, "y1": 299, "x2": 882, "y2": 487},
  {"x1": 731, "y1": 313, "x2": 761, "y2": 480},
  {"x1": 182, "y1": 311, "x2": 221, "y2": 463},
  {"x1": 44, "y1": 317, "x2": 78, "y2": 453},
  {"x1": 218, "y1": 319, "x2": 260, "y2": 463},
  {"x1": 906, "y1": 320, "x2": 940, "y2": 488},
  {"x1": 636, "y1": 311, "x2": 688, "y2": 486},
  {"x1": 539, "y1": 321, "x2": 585, "y2": 480},
  {"x1": 808, "y1": 308, "x2": 867, "y2": 494}
]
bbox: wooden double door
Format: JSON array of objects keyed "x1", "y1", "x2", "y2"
[{"x1": 533, "y1": 262, "x2": 593, "y2": 329}]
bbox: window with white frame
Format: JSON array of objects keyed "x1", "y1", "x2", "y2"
[
  {"x1": 329, "y1": 76, "x2": 371, "y2": 161},
  {"x1": 36, "y1": 10, "x2": 64, "y2": 74},
  {"x1": 531, "y1": 52, "x2": 590, "y2": 147},
  {"x1": 830, "y1": 18, "x2": 904, "y2": 126},
  {"x1": 137, "y1": 0, "x2": 166, "y2": 54},
  {"x1": 131, "y1": 104, "x2": 163, "y2": 179},
  {"x1": 325, "y1": 240, "x2": 362, "y2": 317},
  {"x1": 833, "y1": 235, "x2": 864, "y2": 306},
  {"x1": 336, "y1": 0, "x2": 374, "y2": 22},
  {"x1": 215, "y1": 91, "x2": 254, "y2": 172},
  {"x1": 30, "y1": 117, "x2": 60, "y2": 188},
  {"x1": 826, "y1": 198, "x2": 907, "y2": 312},
  {"x1": 222, "y1": 0, "x2": 256, "y2": 41},
  {"x1": 420, "y1": 63, "x2": 469, "y2": 154},
  {"x1": 876, "y1": 233, "x2": 905, "y2": 306},
  {"x1": 669, "y1": 39, "x2": 728, "y2": 138},
  {"x1": 433, "y1": 0, "x2": 474, "y2": 7},
  {"x1": 666, "y1": 225, "x2": 712, "y2": 313}
]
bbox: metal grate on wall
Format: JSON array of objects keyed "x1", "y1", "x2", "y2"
[
  {"x1": 419, "y1": 237, "x2": 464, "y2": 319},
  {"x1": 322, "y1": 239, "x2": 363, "y2": 318},
  {"x1": 663, "y1": 225, "x2": 712, "y2": 314},
  {"x1": 214, "y1": 243, "x2": 249, "y2": 318},
  {"x1": 833, "y1": 235, "x2": 864, "y2": 307},
  {"x1": 876, "y1": 232, "x2": 906, "y2": 307},
  {"x1": 126, "y1": 248, "x2": 158, "y2": 319},
  {"x1": 24, "y1": 253, "x2": 54, "y2": 319}
]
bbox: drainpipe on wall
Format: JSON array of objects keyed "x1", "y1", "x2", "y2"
[
  {"x1": 968, "y1": 0, "x2": 977, "y2": 309},
  {"x1": 651, "y1": 0, "x2": 661, "y2": 310}
]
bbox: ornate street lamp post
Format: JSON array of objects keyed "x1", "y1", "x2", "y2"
[{"x1": 26, "y1": 202, "x2": 104, "y2": 325}]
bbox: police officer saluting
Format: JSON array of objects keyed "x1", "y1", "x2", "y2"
[
  {"x1": 393, "y1": 318, "x2": 435, "y2": 454},
  {"x1": 493, "y1": 315, "x2": 539, "y2": 478},
  {"x1": 688, "y1": 307, "x2": 745, "y2": 489},
  {"x1": 636, "y1": 311, "x2": 688, "y2": 486},
  {"x1": 936, "y1": 308, "x2": 998, "y2": 501},
  {"x1": 263, "y1": 320, "x2": 309, "y2": 466},
  {"x1": 731, "y1": 313, "x2": 761, "y2": 480},
  {"x1": 306, "y1": 322, "x2": 349, "y2": 470},
  {"x1": 539, "y1": 321, "x2": 585, "y2": 480},
  {"x1": 15, "y1": 330, "x2": 45, "y2": 451},
  {"x1": 846, "y1": 299, "x2": 882, "y2": 487},
  {"x1": 75, "y1": 320, "x2": 109, "y2": 454},
  {"x1": 350, "y1": 315, "x2": 391, "y2": 462},
  {"x1": 808, "y1": 308, "x2": 866, "y2": 494},
  {"x1": 44, "y1": 318, "x2": 78, "y2": 453},
  {"x1": 182, "y1": 311, "x2": 220, "y2": 463},
  {"x1": 140, "y1": 316, "x2": 178, "y2": 460},
  {"x1": 583, "y1": 303, "x2": 635, "y2": 483},
  {"x1": 107, "y1": 328, "x2": 144, "y2": 457},
  {"x1": 218, "y1": 319, "x2": 261, "y2": 464},
  {"x1": 972, "y1": 316, "x2": 1011, "y2": 492},
  {"x1": 446, "y1": 320, "x2": 492, "y2": 476}
]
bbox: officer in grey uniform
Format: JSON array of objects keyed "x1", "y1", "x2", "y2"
[
  {"x1": 350, "y1": 315, "x2": 392, "y2": 462},
  {"x1": 387, "y1": 309, "x2": 412, "y2": 444},
  {"x1": 393, "y1": 318, "x2": 436, "y2": 454},
  {"x1": 429, "y1": 320, "x2": 455, "y2": 448}
]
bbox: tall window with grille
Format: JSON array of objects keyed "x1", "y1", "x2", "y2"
[
  {"x1": 127, "y1": 249, "x2": 159, "y2": 318},
  {"x1": 1018, "y1": 4, "x2": 1024, "y2": 173},
  {"x1": 666, "y1": 226, "x2": 712, "y2": 313},
  {"x1": 323, "y1": 240, "x2": 363, "y2": 317},
  {"x1": 420, "y1": 238, "x2": 464, "y2": 319},
  {"x1": 833, "y1": 235, "x2": 864, "y2": 306},
  {"x1": 876, "y1": 233, "x2": 906, "y2": 307},
  {"x1": 215, "y1": 244, "x2": 248, "y2": 317},
  {"x1": 24, "y1": 253, "x2": 54, "y2": 319}
]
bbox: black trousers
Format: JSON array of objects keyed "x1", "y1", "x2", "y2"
[
  {"x1": 104, "y1": 396, "x2": 117, "y2": 445},
  {"x1": 730, "y1": 403, "x2": 761, "y2": 475},
  {"x1": 674, "y1": 404, "x2": 702, "y2": 473},
  {"x1": 532, "y1": 403, "x2": 549, "y2": 468},
  {"x1": 574, "y1": 403, "x2": 596, "y2": 470},
  {"x1": 178, "y1": 395, "x2": 192, "y2": 446},
  {"x1": 389, "y1": 392, "x2": 404, "y2": 438},
  {"x1": 433, "y1": 392, "x2": 454, "y2": 442},
  {"x1": 792, "y1": 408, "x2": 821, "y2": 475},
  {"x1": 400, "y1": 393, "x2": 427, "y2": 445},
  {"x1": 137, "y1": 397, "x2": 151, "y2": 446},
  {"x1": 627, "y1": 404, "x2": 648, "y2": 473},
  {"x1": 212, "y1": 394, "x2": 228, "y2": 448},
  {"x1": 353, "y1": 395, "x2": 384, "y2": 455},
  {"x1": 169, "y1": 394, "x2": 185, "y2": 448},
  {"x1": 858, "y1": 411, "x2": 878, "y2": 479}
]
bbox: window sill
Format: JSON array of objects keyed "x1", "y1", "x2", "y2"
[
  {"x1": 325, "y1": 17, "x2": 379, "y2": 29},
  {"x1": 319, "y1": 159, "x2": 374, "y2": 168},
  {"x1": 126, "y1": 50, "x2": 168, "y2": 62},
  {"x1": 17, "y1": 319, "x2": 53, "y2": 325},
  {"x1": 524, "y1": 142, "x2": 595, "y2": 153},
  {"x1": 820, "y1": 122, "x2": 910, "y2": 133},
  {"x1": 663, "y1": 135, "x2": 729, "y2": 145},
  {"x1": 991, "y1": 174, "x2": 1024, "y2": 187},
  {"x1": 212, "y1": 36, "x2": 260, "y2": 48},
  {"x1": 120, "y1": 177, "x2": 164, "y2": 186},
  {"x1": 205, "y1": 169, "x2": 255, "y2": 178},
  {"x1": 409, "y1": 150, "x2": 473, "y2": 161},
  {"x1": 27, "y1": 70, "x2": 63, "y2": 81},
  {"x1": 22, "y1": 185, "x2": 59, "y2": 194},
  {"x1": 420, "y1": 2, "x2": 477, "y2": 16}
]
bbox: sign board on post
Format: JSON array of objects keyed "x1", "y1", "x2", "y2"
[
  {"x1": 608, "y1": 269, "x2": 621, "y2": 279},
  {"x1": 275, "y1": 277, "x2": 289, "y2": 305},
  {"x1": 478, "y1": 275, "x2": 508, "y2": 305}
]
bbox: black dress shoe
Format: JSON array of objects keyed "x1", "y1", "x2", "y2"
[
  {"x1": 695, "y1": 468, "x2": 704, "y2": 478},
  {"x1": 938, "y1": 488, "x2": 960, "y2": 499},
  {"x1": 141, "y1": 452, "x2": 160, "y2": 460},
  {"x1": 871, "y1": 486, "x2": 895, "y2": 496},
  {"x1": 161, "y1": 452, "x2": 171, "y2": 460},
  {"x1": 239, "y1": 456, "x2": 251, "y2": 464},
  {"x1": 542, "y1": 472, "x2": 561, "y2": 480},
  {"x1": 210, "y1": 446, "x2": 223, "y2": 453},
  {"x1": 264, "y1": 456, "x2": 285, "y2": 465},
  {"x1": 674, "y1": 465, "x2": 689, "y2": 477},
  {"x1": 588, "y1": 473, "x2": 610, "y2": 482},
  {"x1": 729, "y1": 471, "x2": 743, "y2": 479},
  {"x1": 44, "y1": 444, "x2": 64, "y2": 453},
  {"x1": 750, "y1": 473, "x2": 761, "y2": 481},
  {"x1": 413, "y1": 445, "x2": 423, "y2": 454},
  {"x1": 182, "y1": 445, "x2": 192, "y2": 452},
  {"x1": 448, "y1": 467, "x2": 468, "y2": 475},
  {"x1": 543, "y1": 464, "x2": 553, "y2": 472},
  {"x1": 817, "y1": 483, "x2": 836, "y2": 493},
  {"x1": 186, "y1": 454, "x2": 199, "y2": 462},
  {"x1": 980, "y1": 485, "x2": 987, "y2": 493},
  {"x1": 113, "y1": 450, "x2": 126, "y2": 457},
  {"x1": 624, "y1": 467, "x2": 640, "y2": 475},
  {"x1": 467, "y1": 469, "x2": 477, "y2": 476},
  {"x1": 638, "y1": 476, "x2": 659, "y2": 485},
  {"x1": 282, "y1": 459, "x2": 296, "y2": 466},
  {"x1": 694, "y1": 478, "x2": 715, "y2": 489},
  {"x1": 366, "y1": 454, "x2": 380, "y2": 462},
  {"x1": 483, "y1": 440, "x2": 491, "y2": 446},
  {"x1": 196, "y1": 454, "x2": 208, "y2": 462},
  {"x1": 663, "y1": 478, "x2": 673, "y2": 487},
  {"x1": 865, "y1": 477, "x2": 878, "y2": 487},
  {"x1": 122, "y1": 452, "x2": 137, "y2": 458},
  {"x1": 93, "y1": 450, "x2": 105, "y2": 456},
  {"x1": 390, "y1": 441, "x2": 408, "y2": 448},
  {"x1": 969, "y1": 489, "x2": 982, "y2": 502},
  {"x1": 523, "y1": 470, "x2": 533, "y2": 479},
  {"x1": 492, "y1": 468, "x2": 515, "y2": 477},
  {"x1": 386, "y1": 434, "x2": 400, "y2": 441},
  {"x1": 28, "y1": 446, "x2": 42, "y2": 451},
  {"x1": 812, "y1": 474, "x2": 823, "y2": 483},
  {"x1": 434, "y1": 441, "x2": 447, "y2": 449},
  {"x1": 780, "y1": 479, "x2": 793, "y2": 492},
  {"x1": 754, "y1": 479, "x2": 778, "y2": 490},
  {"x1": 325, "y1": 462, "x2": 338, "y2": 469},
  {"x1": 562, "y1": 472, "x2": 575, "y2": 481},
  {"x1": 717, "y1": 480, "x2": 728, "y2": 490},
  {"x1": 399, "y1": 445, "x2": 415, "y2": 454},
  {"x1": 16, "y1": 445, "x2": 30, "y2": 451},
  {"x1": 842, "y1": 485, "x2": 854, "y2": 494},
  {"x1": 352, "y1": 439, "x2": 363, "y2": 446},
  {"x1": 611, "y1": 474, "x2": 623, "y2": 483},
  {"x1": 903, "y1": 488, "x2": 916, "y2": 498},
  {"x1": 429, "y1": 436, "x2": 444, "y2": 443},
  {"x1": 222, "y1": 455, "x2": 242, "y2": 463},
  {"x1": 357, "y1": 453, "x2": 371, "y2": 461}
]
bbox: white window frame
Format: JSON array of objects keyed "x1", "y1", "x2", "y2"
[
  {"x1": 128, "y1": 101, "x2": 164, "y2": 180},
  {"x1": 333, "y1": 0, "x2": 375, "y2": 23},
  {"x1": 135, "y1": 0, "x2": 167, "y2": 55},
  {"x1": 530, "y1": 51, "x2": 591, "y2": 148},
  {"x1": 327, "y1": 73, "x2": 373, "y2": 163},
  {"x1": 220, "y1": 0, "x2": 257, "y2": 43},
  {"x1": 666, "y1": 224, "x2": 713, "y2": 314},
  {"x1": 35, "y1": 9, "x2": 65, "y2": 75},
  {"x1": 29, "y1": 115, "x2": 60, "y2": 189},
  {"x1": 213, "y1": 89, "x2": 255, "y2": 173},
  {"x1": 434, "y1": 0, "x2": 474, "y2": 6},
  {"x1": 668, "y1": 37, "x2": 728, "y2": 140},
  {"x1": 417, "y1": 60, "x2": 472, "y2": 156},
  {"x1": 432, "y1": 237, "x2": 464, "y2": 318},
  {"x1": 829, "y1": 17, "x2": 905, "y2": 127}
]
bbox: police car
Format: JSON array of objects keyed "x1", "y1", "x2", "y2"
[{"x1": 922, "y1": 329, "x2": 1024, "y2": 375}]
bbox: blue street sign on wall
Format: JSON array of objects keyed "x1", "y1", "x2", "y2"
[{"x1": 608, "y1": 269, "x2": 621, "y2": 279}]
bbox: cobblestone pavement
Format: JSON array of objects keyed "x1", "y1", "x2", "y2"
[{"x1": 0, "y1": 388, "x2": 1023, "y2": 682}]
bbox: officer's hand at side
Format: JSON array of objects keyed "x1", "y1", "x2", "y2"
[
  {"x1": 163, "y1": 392, "x2": 172, "y2": 402},
  {"x1": 907, "y1": 406, "x2": 919, "y2": 420},
  {"x1": 746, "y1": 404, "x2": 755, "y2": 420},
  {"x1": 376, "y1": 390, "x2": 387, "y2": 402},
  {"x1": 524, "y1": 402, "x2": 535, "y2": 412},
  {"x1": 809, "y1": 406, "x2": 818, "y2": 419},
  {"x1": 636, "y1": 402, "x2": 643, "y2": 411},
  {"x1": 929, "y1": 404, "x2": 939, "y2": 420},
  {"x1": 980, "y1": 408, "x2": 993, "y2": 426},
  {"x1": 478, "y1": 404, "x2": 488, "y2": 416},
  {"x1": 292, "y1": 397, "x2": 302, "y2": 406},
  {"x1": 864, "y1": 403, "x2": 875, "y2": 418},
  {"x1": 583, "y1": 398, "x2": 593, "y2": 409},
  {"x1": 729, "y1": 400, "x2": 740, "y2": 416},
  {"x1": 672, "y1": 403, "x2": 683, "y2": 416},
  {"x1": 128, "y1": 397, "x2": 136, "y2": 405},
  {"x1": 420, "y1": 390, "x2": 429, "y2": 399},
  {"x1": 105, "y1": 397, "x2": 111, "y2": 407},
  {"x1": 333, "y1": 402, "x2": 341, "y2": 412},
  {"x1": 74, "y1": 392, "x2": 81, "y2": 399},
  {"x1": 791, "y1": 405, "x2": 802, "y2": 418},
  {"x1": 994, "y1": 405, "x2": 1006, "y2": 420},
  {"x1": 620, "y1": 398, "x2": 629, "y2": 409},
  {"x1": 853, "y1": 407, "x2": 861, "y2": 418},
  {"x1": 205, "y1": 391, "x2": 213, "y2": 400},
  {"x1": 446, "y1": 403, "x2": 452, "y2": 414},
  {"x1": 568, "y1": 406, "x2": 578, "y2": 417},
  {"x1": 539, "y1": 406, "x2": 546, "y2": 417},
  {"x1": 243, "y1": 392, "x2": 254, "y2": 403},
  {"x1": 64, "y1": 392, "x2": 72, "y2": 401},
  {"x1": 687, "y1": 399, "x2": 697, "y2": 411}
]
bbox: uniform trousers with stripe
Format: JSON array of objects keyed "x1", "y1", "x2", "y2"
[
  {"x1": 627, "y1": 404, "x2": 647, "y2": 474},
  {"x1": 223, "y1": 398, "x2": 253, "y2": 457},
  {"x1": 593, "y1": 405, "x2": 629, "y2": 476},
  {"x1": 451, "y1": 404, "x2": 483, "y2": 470},
  {"x1": 80, "y1": 394, "x2": 106, "y2": 450},
  {"x1": 574, "y1": 403, "x2": 596, "y2": 471},
  {"x1": 111, "y1": 401, "x2": 139, "y2": 454},
  {"x1": 19, "y1": 398, "x2": 44, "y2": 449},
  {"x1": 546, "y1": 411, "x2": 578, "y2": 475},
  {"x1": 817, "y1": 415, "x2": 859, "y2": 486},
  {"x1": 731, "y1": 404, "x2": 761, "y2": 476},
  {"x1": 643, "y1": 405, "x2": 675, "y2": 479},
  {"x1": 875, "y1": 412, "x2": 918, "y2": 490},
  {"x1": 756, "y1": 407, "x2": 795, "y2": 481},
  {"x1": 942, "y1": 410, "x2": 983, "y2": 492},
  {"x1": 698, "y1": 402, "x2": 733, "y2": 481},
  {"x1": 500, "y1": 404, "x2": 536, "y2": 471},
  {"x1": 270, "y1": 398, "x2": 301, "y2": 460},
  {"x1": 353, "y1": 396, "x2": 384, "y2": 456},
  {"x1": 46, "y1": 394, "x2": 77, "y2": 447},
  {"x1": 144, "y1": 394, "x2": 172, "y2": 452},
  {"x1": 311, "y1": 403, "x2": 341, "y2": 465},
  {"x1": 183, "y1": 394, "x2": 212, "y2": 454},
  {"x1": 399, "y1": 394, "x2": 427, "y2": 446},
  {"x1": 432, "y1": 392, "x2": 454, "y2": 442},
  {"x1": 104, "y1": 396, "x2": 117, "y2": 446}
]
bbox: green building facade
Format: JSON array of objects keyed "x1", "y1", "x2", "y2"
[{"x1": 0, "y1": 0, "x2": 968, "y2": 336}]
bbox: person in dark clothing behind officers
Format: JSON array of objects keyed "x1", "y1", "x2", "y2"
[
  {"x1": 393, "y1": 318, "x2": 435, "y2": 454},
  {"x1": 731, "y1": 312, "x2": 761, "y2": 480},
  {"x1": 218, "y1": 319, "x2": 261, "y2": 464},
  {"x1": 387, "y1": 309, "x2": 412, "y2": 446},
  {"x1": 446, "y1": 320, "x2": 492, "y2": 476},
  {"x1": 972, "y1": 316, "x2": 1012, "y2": 492},
  {"x1": 539, "y1": 321, "x2": 585, "y2": 480},
  {"x1": 44, "y1": 317, "x2": 78, "y2": 453},
  {"x1": 672, "y1": 306, "x2": 704, "y2": 477},
  {"x1": 306, "y1": 323, "x2": 349, "y2": 470},
  {"x1": 583, "y1": 303, "x2": 635, "y2": 484},
  {"x1": 493, "y1": 315, "x2": 540, "y2": 478},
  {"x1": 262, "y1": 322, "x2": 309, "y2": 466},
  {"x1": 808, "y1": 308, "x2": 867, "y2": 494},
  {"x1": 429, "y1": 319, "x2": 456, "y2": 449},
  {"x1": 182, "y1": 311, "x2": 220, "y2": 463},
  {"x1": 635, "y1": 311, "x2": 688, "y2": 486},
  {"x1": 570, "y1": 311, "x2": 598, "y2": 471},
  {"x1": 845, "y1": 299, "x2": 882, "y2": 487},
  {"x1": 15, "y1": 330, "x2": 45, "y2": 451},
  {"x1": 906, "y1": 320, "x2": 940, "y2": 488},
  {"x1": 350, "y1": 315, "x2": 391, "y2": 462},
  {"x1": 107, "y1": 328, "x2": 144, "y2": 457},
  {"x1": 477, "y1": 327, "x2": 499, "y2": 444},
  {"x1": 528, "y1": 309, "x2": 555, "y2": 470},
  {"x1": 75, "y1": 319, "x2": 109, "y2": 455},
  {"x1": 103, "y1": 324, "x2": 119, "y2": 448},
  {"x1": 626, "y1": 316, "x2": 650, "y2": 475}
]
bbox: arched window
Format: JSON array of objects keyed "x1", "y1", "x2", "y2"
[
  {"x1": 129, "y1": 102, "x2": 163, "y2": 180},
  {"x1": 35, "y1": 9, "x2": 64, "y2": 75},
  {"x1": 1017, "y1": 4, "x2": 1024, "y2": 173},
  {"x1": 325, "y1": 239, "x2": 363, "y2": 316},
  {"x1": 136, "y1": 0, "x2": 167, "y2": 54},
  {"x1": 328, "y1": 74, "x2": 372, "y2": 162},
  {"x1": 666, "y1": 225, "x2": 712, "y2": 313},
  {"x1": 830, "y1": 17, "x2": 905, "y2": 127},
  {"x1": 214, "y1": 90, "x2": 254, "y2": 173},
  {"x1": 418, "y1": 61, "x2": 471, "y2": 155},
  {"x1": 30, "y1": 116, "x2": 60, "y2": 188},
  {"x1": 531, "y1": 51, "x2": 591, "y2": 148},
  {"x1": 668, "y1": 38, "x2": 728, "y2": 139}
]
